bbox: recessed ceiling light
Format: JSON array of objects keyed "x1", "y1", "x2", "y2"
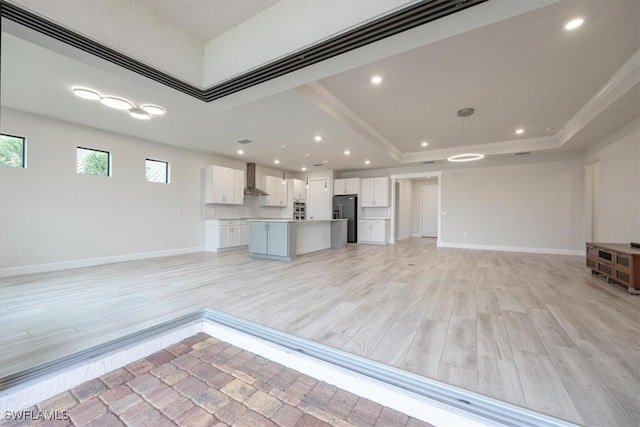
[
  {"x1": 274, "y1": 159, "x2": 280, "y2": 164},
  {"x1": 344, "y1": 150, "x2": 351, "y2": 155},
  {"x1": 364, "y1": 160, "x2": 371, "y2": 165},
  {"x1": 237, "y1": 149, "x2": 244, "y2": 155},
  {"x1": 314, "y1": 135, "x2": 322, "y2": 142},
  {"x1": 72, "y1": 87, "x2": 101, "y2": 100},
  {"x1": 141, "y1": 104, "x2": 166, "y2": 115},
  {"x1": 128, "y1": 107, "x2": 151, "y2": 120},
  {"x1": 304, "y1": 153, "x2": 310, "y2": 158},
  {"x1": 323, "y1": 160, "x2": 328, "y2": 164},
  {"x1": 100, "y1": 96, "x2": 133, "y2": 110},
  {"x1": 564, "y1": 17, "x2": 584, "y2": 30},
  {"x1": 301, "y1": 167, "x2": 307, "y2": 171},
  {"x1": 281, "y1": 144, "x2": 288, "y2": 150},
  {"x1": 421, "y1": 141, "x2": 429, "y2": 147},
  {"x1": 447, "y1": 153, "x2": 485, "y2": 162},
  {"x1": 515, "y1": 128, "x2": 525, "y2": 135},
  {"x1": 371, "y1": 75, "x2": 383, "y2": 85}
]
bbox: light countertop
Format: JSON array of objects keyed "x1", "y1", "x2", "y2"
[{"x1": 246, "y1": 219, "x2": 347, "y2": 223}]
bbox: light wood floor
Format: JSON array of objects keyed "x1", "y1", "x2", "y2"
[{"x1": 1, "y1": 238, "x2": 639, "y2": 426}]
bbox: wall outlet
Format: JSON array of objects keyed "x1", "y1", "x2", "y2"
[{"x1": 18, "y1": 244, "x2": 27, "y2": 253}]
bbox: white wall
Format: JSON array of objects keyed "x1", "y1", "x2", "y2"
[
  {"x1": 0, "y1": 108, "x2": 289, "y2": 274},
  {"x1": 585, "y1": 118, "x2": 640, "y2": 242},
  {"x1": 440, "y1": 155, "x2": 585, "y2": 254}
]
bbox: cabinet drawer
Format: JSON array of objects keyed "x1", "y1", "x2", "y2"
[
  {"x1": 372, "y1": 220, "x2": 387, "y2": 225},
  {"x1": 586, "y1": 246, "x2": 599, "y2": 257},
  {"x1": 615, "y1": 270, "x2": 630, "y2": 284},
  {"x1": 598, "y1": 263, "x2": 613, "y2": 275},
  {"x1": 597, "y1": 250, "x2": 613, "y2": 261},
  {"x1": 586, "y1": 258, "x2": 596, "y2": 269},
  {"x1": 615, "y1": 253, "x2": 631, "y2": 268}
]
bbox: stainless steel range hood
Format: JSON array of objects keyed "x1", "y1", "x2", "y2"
[{"x1": 244, "y1": 163, "x2": 269, "y2": 196}]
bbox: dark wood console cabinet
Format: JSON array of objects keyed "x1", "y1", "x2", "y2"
[{"x1": 586, "y1": 242, "x2": 640, "y2": 294}]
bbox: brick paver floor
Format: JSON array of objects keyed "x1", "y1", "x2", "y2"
[{"x1": 3, "y1": 333, "x2": 435, "y2": 427}]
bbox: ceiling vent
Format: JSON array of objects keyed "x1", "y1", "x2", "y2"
[
  {"x1": 312, "y1": 163, "x2": 324, "y2": 167},
  {"x1": 515, "y1": 152, "x2": 531, "y2": 156},
  {"x1": 237, "y1": 139, "x2": 252, "y2": 144},
  {"x1": 423, "y1": 161, "x2": 435, "y2": 164}
]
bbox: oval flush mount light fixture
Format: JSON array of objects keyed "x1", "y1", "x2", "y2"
[
  {"x1": 314, "y1": 135, "x2": 322, "y2": 142},
  {"x1": 129, "y1": 107, "x2": 151, "y2": 120},
  {"x1": 447, "y1": 153, "x2": 485, "y2": 162},
  {"x1": 371, "y1": 75, "x2": 383, "y2": 85},
  {"x1": 364, "y1": 160, "x2": 371, "y2": 165},
  {"x1": 141, "y1": 104, "x2": 166, "y2": 116},
  {"x1": 564, "y1": 17, "x2": 584, "y2": 30},
  {"x1": 73, "y1": 87, "x2": 101, "y2": 100},
  {"x1": 421, "y1": 141, "x2": 429, "y2": 147},
  {"x1": 274, "y1": 159, "x2": 280, "y2": 164},
  {"x1": 100, "y1": 96, "x2": 133, "y2": 110},
  {"x1": 344, "y1": 150, "x2": 351, "y2": 155},
  {"x1": 515, "y1": 128, "x2": 525, "y2": 135}
]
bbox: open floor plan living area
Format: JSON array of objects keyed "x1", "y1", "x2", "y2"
[{"x1": 1, "y1": 0, "x2": 639, "y2": 426}]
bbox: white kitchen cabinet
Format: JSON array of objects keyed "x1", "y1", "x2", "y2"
[
  {"x1": 361, "y1": 177, "x2": 390, "y2": 207},
  {"x1": 334, "y1": 178, "x2": 361, "y2": 195},
  {"x1": 261, "y1": 175, "x2": 288, "y2": 207},
  {"x1": 204, "y1": 165, "x2": 244, "y2": 205},
  {"x1": 292, "y1": 179, "x2": 307, "y2": 201},
  {"x1": 205, "y1": 220, "x2": 248, "y2": 251},
  {"x1": 307, "y1": 177, "x2": 331, "y2": 219},
  {"x1": 357, "y1": 219, "x2": 389, "y2": 244}
]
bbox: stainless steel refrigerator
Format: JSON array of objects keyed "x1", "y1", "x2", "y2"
[{"x1": 333, "y1": 195, "x2": 357, "y2": 243}]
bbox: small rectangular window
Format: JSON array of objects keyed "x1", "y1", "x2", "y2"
[
  {"x1": 146, "y1": 159, "x2": 169, "y2": 183},
  {"x1": 0, "y1": 134, "x2": 26, "y2": 168},
  {"x1": 77, "y1": 147, "x2": 110, "y2": 176}
]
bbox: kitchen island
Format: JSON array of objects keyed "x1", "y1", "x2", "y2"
[{"x1": 247, "y1": 219, "x2": 348, "y2": 261}]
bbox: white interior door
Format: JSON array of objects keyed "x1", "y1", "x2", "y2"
[
  {"x1": 308, "y1": 178, "x2": 331, "y2": 219},
  {"x1": 421, "y1": 184, "x2": 438, "y2": 237}
]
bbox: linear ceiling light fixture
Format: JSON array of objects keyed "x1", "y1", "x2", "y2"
[
  {"x1": 72, "y1": 87, "x2": 166, "y2": 121},
  {"x1": 448, "y1": 108, "x2": 484, "y2": 162}
]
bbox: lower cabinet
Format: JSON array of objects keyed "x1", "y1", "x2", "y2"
[
  {"x1": 358, "y1": 219, "x2": 389, "y2": 245},
  {"x1": 205, "y1": 220, "x2": 248, "y2": 252},
  {"x1": 249, "y1": 221, "x2": 296, "y2": 260}
]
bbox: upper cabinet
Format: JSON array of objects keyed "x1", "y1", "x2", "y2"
[
  {"x1": 292, "y1": 179, "x2": 307, "y2": 201},
  {"x1": 204, "y1": 165, "x2": 244, "y2": 205},
  {"x1": 334, "y1": 178, "x2": 361, "y2": 195},
  {"x1": 261, "y1": 175, "x2": 288, "y2": 207},
  {"x1": 361, "y1": 177, "x2": 390, "y2": 207}
]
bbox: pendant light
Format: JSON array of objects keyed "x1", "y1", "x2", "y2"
[
  {"x1": 305, "y1": 177, "x2": 309, "y2": 189},
  {"x1": 447, "y1": 108, "x2": 485, "y2": 162},
  {"x1": 282, "y1": 171, "x2": 286, "y2": 185},
  {"x1": 324, "y1": 180, "x2": 328, "y2": 191}
]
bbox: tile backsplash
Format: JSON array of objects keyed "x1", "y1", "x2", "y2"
[{"x1": 204, "y1": 197, "x2": 291, "y2": 219}]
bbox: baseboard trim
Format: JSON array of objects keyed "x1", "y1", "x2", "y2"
[
  {"x1": 438, "y1": 242, "x2": 584, "y2": 256},
  {"x1": 0, "y1": 309, "x2": 573, "y2": 427},
  {"x1": 0, "y1": 247, "x2": 204, "y2": 278}
]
